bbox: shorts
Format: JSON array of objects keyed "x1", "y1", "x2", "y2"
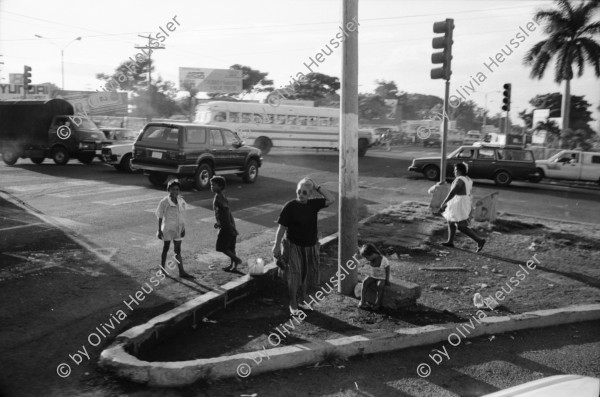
[{"x1": 216, "y1": 229, "x2": 236, "y2": 252}]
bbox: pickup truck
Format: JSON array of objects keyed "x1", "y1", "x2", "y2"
[{"x1": 535, "y1": 150, "x2": 600, "y2": 185}]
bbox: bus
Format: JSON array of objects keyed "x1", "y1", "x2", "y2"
[{"x1": 194, "y1": 101, "x2": 375, "y2": 156}]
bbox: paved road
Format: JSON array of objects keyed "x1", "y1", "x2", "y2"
[{"x1": 1, "y1": 149, "x2": 599, "y2": 397}]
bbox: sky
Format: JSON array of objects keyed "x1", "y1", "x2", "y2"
[{"x1": 0, "y1": 0, "x2": 599, "y2": 130}]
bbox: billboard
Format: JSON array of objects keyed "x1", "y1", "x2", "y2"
[
  {"x1": 179, "y1": 68, "x2": 242, "y2": 94},
  {"x1": 0, "y1": 84, "x2": 50, "y2": 100},
  {"x1": 52, "y1": 90, "x2": 128, "y2": 116}
]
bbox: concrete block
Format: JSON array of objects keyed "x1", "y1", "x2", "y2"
[{"x1": 354, "y1": 279, "x2": 421, "y2": 309}]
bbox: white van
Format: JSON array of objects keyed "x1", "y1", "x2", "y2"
[{"x1": 535, "y1": 150, "x2": 600, "y2": 184}]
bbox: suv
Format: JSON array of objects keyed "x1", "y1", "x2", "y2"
[
  {"x1": 408, "y1": 145, "x2": 539, "y2": 186},
  {"x1": 132, "y1": 123, "x2": 262, "y2": 189}
]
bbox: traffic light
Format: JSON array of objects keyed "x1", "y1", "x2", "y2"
[
  {"x1": 431, "y1": 19, "x2": 454, "y2": 80},
  {"x1": 502, "y1": 83, "x2": 511, "y2": 111},
  {"x1": 23, "y1": 65, "x2": 32, "y2": 93}
]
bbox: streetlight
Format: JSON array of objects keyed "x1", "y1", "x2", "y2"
[{"x1": 34, "y1": 35, "x2": 82, "y2": 89}]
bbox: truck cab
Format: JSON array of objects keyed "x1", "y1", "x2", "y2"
[
  {"x1": 0, "y1": 99, "x2": 109, "y2": 165},
  {"x1": 535, "y1": 150, "x2": 600, "y2": 184}
]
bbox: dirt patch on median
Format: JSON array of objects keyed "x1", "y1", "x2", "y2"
[{"x1": 138, "y1": 202, "x2": 600, "y2": 362}]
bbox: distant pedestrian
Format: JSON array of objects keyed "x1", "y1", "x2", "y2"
[
  {"x1": 155, "y1": 179, "x2": 194, "y2": 279},
  {"x1": 210, "y1": 176, "x2": 243, "y2": 272},
  {"x1": 272, "y1": 178, "x2": 335, "y2": 316},
  {"x1": 358, "y1": 243, "x2": 390, "y2": 310},
  {"x1": 439, "y1": 163, "x2": 486, "y2": 252}
]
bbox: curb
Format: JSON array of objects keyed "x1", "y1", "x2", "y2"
[
  {"x1": 100, "y1": 304, "x2": 600, "y2": 386},
  {"x1": 98, "y1": 232, "x2": 342, "y2": 384},
  {"x1": 501, "y1": 211, "x2": 600, "y2": 227}
]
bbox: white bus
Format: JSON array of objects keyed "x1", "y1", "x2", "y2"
[{"x1": 194, "y1": 101, "x2": 374, "y2": 156}]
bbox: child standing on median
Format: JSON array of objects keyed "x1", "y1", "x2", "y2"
[
  {"x1": 155, "y1": 179, "x2": 194, "y2": 279},
  {"x1": 358, "y1": 243, "x2": 390, "y2": 310},
  {"x1": 210, "y1": 176, "x2": 244, "y2": 272}
]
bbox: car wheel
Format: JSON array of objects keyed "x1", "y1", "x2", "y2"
[
  {"x1": 242, "y1": 159, "x2": 259, "y2": 183},
  {"x1": 529, "y1": 168, "x2": 544, "y2": 183},
  {"x1": 121, "y1": 153, "x2": 136, "y2": 173},
  {"x1": 254, "y1": 137, "x2": 272, "y2": 154},
  {"x1": 358, "y1": 138, "x2": 368, "y2": 157},
  {"x1": 114, "y1": 164, "x2": 123, "y2": 171},
  {"x1": 52, "y1": 147, "x2": 70, "y2": 165},
  {"x1": 78, "y1": 154, "x2": 95, "y2": 164},
  {"x1": 148, "y1": 173, "x2": 167, "y2": 187},
  {"x1": 2, "y1": 147, "x2": 19, "y2": 165},
  {"x1": 194, "y1": 163, "x2": 214, "y2": 190},
  {"x1": 30, "y1": 157, "x2": 45, "y2": 164},
  {"x1": 424, "y1": 165, "x2": 440, "y2": 181},
  {"x1": 494, "y1": 171, "x2": 512, "y2": 186}
]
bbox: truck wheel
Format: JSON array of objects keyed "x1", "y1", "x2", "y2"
[
  {"x1": 253, "y1": 137, "x2": 272, "y2": 155},
  {"x1": 52, "y1": 148, "x2": 70, "y2": 165},
  {"x1": 121, "y1": 154, "x2": 136, "y2": 173},
  {"x1": 194, "y1": 163, "x2": 213, "y2": 190},
  {"x1": 78, "y1": 154, "x2": 95, "y2": 164},
  {"x1": 424, "y1": 165, "x2": 440, "y2": 181},
  {"x1": 30, "y1": 157, "x2": 45, "y2": 164},
  {"x1": 2, "y1": 147, "x2": 19, "y2": 165},
  {"x1": 148, "y1": 173, "x2": 167, "y2": 187},
  {"x1": 358, "y1": 138, "x2": 368, "y2": 157},
  {"x1": 494, "y1": 171, "x2": 512, "y2": 186},
  {"x1": 242, "y1": 159, "x2": 259, "y2": 183}
]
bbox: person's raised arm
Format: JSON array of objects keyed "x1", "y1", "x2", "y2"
[{"x1": 315, "y1": 185, "x2": 335, "y2": 207}]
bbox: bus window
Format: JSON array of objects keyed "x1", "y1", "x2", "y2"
[
  {"x1": 252, "y1": 113, "x2": 264, "y2": 124},
  {"x1": 261, "y1": 114, "x2": 273, "y2": 124},
  {"x1": 241, "y1": 113, "x2": 252, "y2": 123},
  {"x1": 213, "y1": 111, "x2": 226, "y2": 122},
  {"x1": 319, "y1": 117, "x2": 330, "y2": 127},
  {"x1": 298, "y1": 116, "x2": 307, "y2": 126},
  {"x1": 229, "y1": 112, "x2": 240, "y2": 123},
  {"x1": 308, "y1": 116, "x2": 318, "y2": 126},
  {"x1": 287, "y1": 116, "x2": 297, "y2": 125},
  {"x1": 332, "y1": 117, "x2": 339, "y2": 127},
  {"x1": 275, "y1": 115, "x2": 286, "y2": 124}
]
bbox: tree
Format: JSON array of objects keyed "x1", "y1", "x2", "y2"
[
  {"x1": 358, "y1": 94, "x2": 390, "y2": 121},
  {"x1": 374, "y1": 80, "x2": 399, "y2": 99},
  {"x1": 279, "y1": 72, "x2": 340, "y2": 101},
  {"x1": 447, "y1": 100, "x2": 485, "y2": 132},
  {"x1": 520, "y1": 92, "x2": 595, "y2": 132},
  {"x1": 523, "y1": 0, "x2": 600, "y2": 130},
  {"x1": 97, "y1": 58, "x2": 178, "y2": 118}
]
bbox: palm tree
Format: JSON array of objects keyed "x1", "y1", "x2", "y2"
[{"x1": 523, "y1": 0, "x2": 600, "y2": 131}]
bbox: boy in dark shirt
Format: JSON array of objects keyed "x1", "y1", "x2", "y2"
[{"x1": 210, "y1": 176, "x2": 243, "y2": 272}]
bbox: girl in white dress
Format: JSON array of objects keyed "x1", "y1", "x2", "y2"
[{"x1": 439, "y1": 163, "x2": 486, "y2": 252}]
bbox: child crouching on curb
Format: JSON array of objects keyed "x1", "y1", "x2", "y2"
[
  {"x1": 358, "y1": 243, "x2": 390, "y2": 310},
  {"x1": 155, "y1": 179, "x2": 194, "y2": 279}
]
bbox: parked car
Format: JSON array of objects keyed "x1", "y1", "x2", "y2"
[
  {"x1": 132, "y1": 123, "x2": 262, "y2": 189},
  {"x1": 463, "y1": 130, "x2": 481, "y2": 145},
  {"x1": 101, "y1": 129, "x2": 141, "y2": 173},
  {"x1": 535, "y1": 150, "x2": 600, "y2": 185},
  {"x1": 408, "y1": 145, "x2": 540, "y2": 186}
]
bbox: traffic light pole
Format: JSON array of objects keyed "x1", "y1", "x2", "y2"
[{"x1": 439, "y1": 79, "x2": 450, "y2": 183}]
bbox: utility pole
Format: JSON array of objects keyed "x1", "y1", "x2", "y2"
[
  {"x1": 338, "y1": 0, "x2": 359, "y2": 295},
  {"x1": 135, "y1": 36, "x2": 165, "y2": 120}
]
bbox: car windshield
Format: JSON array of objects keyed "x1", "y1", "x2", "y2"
[{"x1": 113, "y1": 130, "x2": 138, "y2": 141}]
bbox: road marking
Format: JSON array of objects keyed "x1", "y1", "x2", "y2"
[
  {"x1": 0, "y1": 222, "x2": 46, "y2": 232},
  {"x1": 5, "y1": 180, "x2": 98, "y2": 192},
  {"x1": 50, "y1": 185, "x2": 145, "y2": 198}
]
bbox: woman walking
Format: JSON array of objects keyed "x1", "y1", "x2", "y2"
[
  {"x1": 272, "y1": 178, "x2": 335, "y2": 316},
  {"x1": 439, "y1": 163, "x2": 486, "y2": 252}
]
